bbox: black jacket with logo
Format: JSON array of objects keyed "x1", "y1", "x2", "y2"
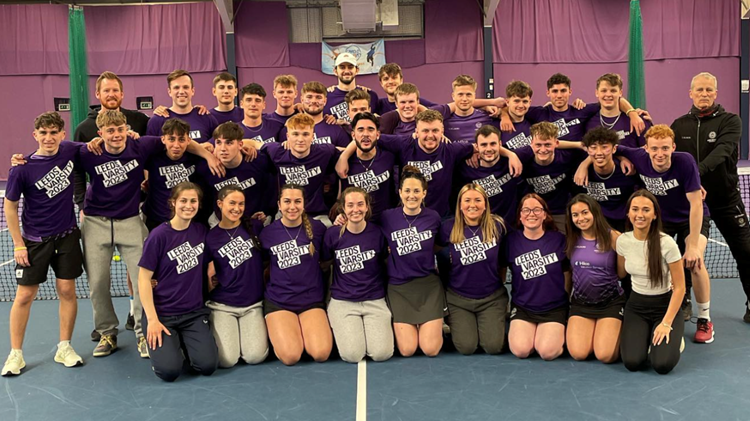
[{"x1": 670, "y1": 104, "x2": 742, "y2": 206}]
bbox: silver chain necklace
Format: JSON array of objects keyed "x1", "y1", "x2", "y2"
[
  {"x1": 358, "y1": 152, "x2": 376, "y2": 172},
  {"x1": 467, "y1": 225, "x2": 481, "y2": 237},
  {"x1": 599, "y1": 112, "x2": 621, "y2": 130},
  {"x1": 282, "y1": 223, "x2": 302, "y2": 243},
  {"x1": 223, "y1": 224, "x2": 241, "y2": 241},
  {"x1": 402, "y1": 211, "x2": 420, "y2": 228}
]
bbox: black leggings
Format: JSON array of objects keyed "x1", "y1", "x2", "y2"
[{"x1": 620, "y1": 291, "x2": 684, "y2": 375}]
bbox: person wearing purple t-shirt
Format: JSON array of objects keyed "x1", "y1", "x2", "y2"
[
  {"x1": 238, "y1": 83, "x2": 285, "y2": 145},
  {"x1": 459, "y1": 125, "x2": 523, "y2": 223},
  {"x1": 209, "y1": 72, "x2": 244, "y2": 125},
  {"x1": 205, "y1": 186, "x2": 269, "y2": 368},
  {"x1": 375, "y1": 63, "x2": 436, "y2": 115},
  {"x1": 280, "y1": 81, "x2": 350, "y2": 148},
  {"x1": 499, "y1": 81, "x2": 534, "y2": 150},
  {"x1": 260, "y1": 184, "x2": 331, "y2": 366},
  {"x1": 379, "y1": 167, "x2": 443, "y2": 357},
  {"x1": 322, "y1": 187, "x2": 393, "y2": 363},
  {"x1": 146, "y1": 70, "x2": 219, "y2": 144},
  {"x1": 614, "y1": 125, "x2": 714, "y2": 344},
  {"x1": 324, "y1": 53, "x2": 379, "y2": 123},
  {"x1": 266, "y1": 74, "x2": 299, "y2": 125},
  {"x1": 438, "y1": 184, "x2": 509, "y2": 356},
  {"x1": 505, "y1": 194, "x2": 570, "y2": 361},
  {"x1": 584, "y1": 73, "x2": 651, "y2": 148},
  {"x1": 2, "y1": 112, "x2": 84, "y2": 376},
  {"x1": 138, "y1": 182, "x2": 218, "y2": 382},
  {"x1": 564, "y1": 195, "x2": 625, "y2": 364},
  {"x1": 443, "y1": 75, "x2": 502, "y2": 144}
]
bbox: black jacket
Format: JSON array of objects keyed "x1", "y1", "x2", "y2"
[{"x1": 671, "y1": 104, "x2": 742, "y2": 206}]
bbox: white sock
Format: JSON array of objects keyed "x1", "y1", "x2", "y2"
[
  {"x1": 57, "y1": 340, "x2": 70, "y2": 349},
  {"x1": 129, "y1": 296, "x2": 134, "y2": 315},
  {"x1": 10, "y1": 348, "x2": 22, "y2": 356},
  {"x1": 697, "y1": 301, "x2": 710, "y2": 321}
]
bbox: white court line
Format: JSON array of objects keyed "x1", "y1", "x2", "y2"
[
  {"x1": 356, "y1": 359, "x2": 367, "y2": 421},
  {"x1": 708, "y1": 238, "x2": 729, "y2": 247},
  {"x1": 1, "y1": 259, "x2": 15, "y2": 267}
]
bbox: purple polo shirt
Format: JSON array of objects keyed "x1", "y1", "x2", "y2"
[
  {"x1": 444, "y1": 109, "x2": 499, "y2": 144},
  {"x1": 206, "y1": 222, "x2": 265, "y2": 307},
  {"x1": 146, "y1": 109, "x2": 219, "y2": 144},
  {"x1": 341, "y1": 146, "x2": 396, "y2": 222},
  {"x1": 379, "y1": 207, "x2": 441, "y2": 285},
  {"x1": 570, "y1": 236, "x2": 623, "y2": 305}
]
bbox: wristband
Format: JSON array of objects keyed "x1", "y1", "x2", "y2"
[
  {"x1": 14, "y1": 247, "x2": 27, "y2": 251},
  {"x1": 625, "y1": 108, "x2": 637, "y2": 115},
  {"x1": 661, "y1": 322, "x2": 673, "y2": 331}
]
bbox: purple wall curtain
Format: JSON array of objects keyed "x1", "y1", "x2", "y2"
[
  {"x1": 235, "y1": 1, "x2": 290, "y2": 68},
  {"x1": 85, "y1": 3, "x2": 226, "y2": 75},
  {"x1": 0, "y1": 4, "x2": 69, "y2": 75},
  {"x1": 494, "y1": 0, "x2": 739, "y2": 63},
  {"x1": 424, "y1": 0, "x2": 483, "y2": 63}
]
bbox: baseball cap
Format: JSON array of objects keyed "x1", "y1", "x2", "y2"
[{"x1": 335, "y1": 52, "x2": 358, "y2": 67}]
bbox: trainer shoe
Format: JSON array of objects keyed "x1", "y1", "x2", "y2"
[
  {"x1": 744, "y1": 305, "x2": 750, "y2": 323},
  {"x1": 137, "y1": 336, "x2": 149, "y2": 359},
  {"x1": 694, "y1": 318, "x2": 715, "y2": 344},
  {"x1": 126, "y1": 313, "x2": 135, "y2": 331},
  {"x1": 681, "y1": 300, "x2": 693, "y2": 321},
  {"x1": 54, "y1": 343, "x2": 83, "y2": 368},
  {"x1": 93, "y1": 335, "x2": 117, "y2": 357},
  {"x1": 91, "y1": 329, "x2": 101, "y2": 342},
  {"x1": 680, "y1": 337, "x2": 685, "y2": 353},
  {"x1": 1, "y1": 351, "x2": 25, "y2": 376}
]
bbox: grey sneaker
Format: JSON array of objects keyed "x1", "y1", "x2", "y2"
[
  {"x1": 137, "y1": 336, "x2": 149, "y2": 359},
  {"x1": 682, "y1": 300, "x2": 693, "y2": 321},
  {"x1": 54, "y1": 343, "x2": 83, "y2": 367},
  {"x1": 93, "y1": 335, "x2": 117, "y2": 357},
  {"x1": 1, "y1": 351, "x2": 25, "y2": 376},
  {"x1": 126, "y1": 313, "x2": 135, "y2": 331}
]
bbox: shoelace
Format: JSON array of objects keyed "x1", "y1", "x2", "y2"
[
  {"x1": 696, "y1": 320, "x2": 711, "y2": 332},
  {"x1": 98, "y1": 336, "x2": 115, "y2": 348}
]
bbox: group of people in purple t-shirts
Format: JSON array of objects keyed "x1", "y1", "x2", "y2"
[{"x1": 5, "y1": 57, "x2": 750, "y2": 381}]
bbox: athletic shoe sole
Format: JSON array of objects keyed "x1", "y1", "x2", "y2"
[
  {"x1": 694, "y1": 331, "x2": 715, "y2": 344},
  {"x1": 54, "y1": 356, "x2": 83, "y2": 368},
  {"x1": 1, "y1": 363, "x2": 25, "y2": 376}
]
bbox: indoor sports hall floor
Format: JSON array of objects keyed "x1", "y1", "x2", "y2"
[{"x1": 1, "y1": 279, "x2": 749, "y2": 421}]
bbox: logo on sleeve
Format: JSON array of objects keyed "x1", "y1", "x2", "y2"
[
  {"x1": 218, "y1": 237, "x2": 254, "y2": 269},
  {"x1": 515, "y1": 249, "x2": 559, "y2": 280},
  {"x1": 585, "y1": 182, "x2": 621, "y2": 201},
  {"x1": 270, "y1": 239, "x2": 311, "y2": 269},
  {"x1": 526, "y1": 173, "x2": 566, "y2": 194},
  {"x1": 94, "y1": 160, "x2": 139, "y2": 188},
  {"x1": 348, "y1": 170, "x2": 390, "y2": 193},
  {"x1": 279, "y1": 165, "x2": 322, "y2": 186},
  {"x1": 158, "y1": 164, "x2": 195, "y2": 188},
  {"x1": 335, "y1": 245, "x2": 376, "y2": 273},
  {"x1": 473, "y1": 173, "x2": 512, "y2": 197},
  {"x1": 639, "y1": 175, "x2": 679, "y2": 196},
  {"x1": 35, "y1": 161, "x2": 74, "y2": 198},
  {"x1": 406, "y1": 160, "x2": 443, "y2": 181},
  {"x1": 391, "y1": 227, "x2": 433, "y2": 256},
  {"x1": 167, "y1": 241, "x2": 205, "y2": 274},
  {"x1": 454, "y1": 236, "x2": 497, "y2": 265}
]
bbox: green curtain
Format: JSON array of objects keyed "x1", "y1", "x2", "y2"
[
  {"x1": 627, "y1": 0, "x2": 646, "y2": 109},
  {"x1": 68, "y1": 6, "x2": 89, "y2": 129}
]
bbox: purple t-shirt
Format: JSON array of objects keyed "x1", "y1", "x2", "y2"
[
  {"x1": 504, "y1": 229, "x2": 569, "y2": 313},
  {"x1": 280, "y1": 121, "x2": 350, "y2": 148},
  {"x1": 146, "y1": 109, "x2": 219, "y2": 144},
  {"x1": 79, "y1": 136, "x2": 163, "y2": 219},
  {"x1": 206, "y1": 222, "x2": 265, "y2": 307},
  {"x1": 139, "y1": 222, "x2": 207, "y2": 316},
  {"x1": 324, "y1": 87, "x2": 380, "y2": 123},
  {"x1": 143, "y1": 151, "x2": 200, "y2": 225},
  {"x1": 585, "y1": 112, "x2": 651, "y2": 148},
  {"x1": 322, "y1": 224, "x2": 388, "y2": 302},
  {"x1": 262, "y1": 142, "x2": 340, "y2": 216},
  {"x1": 379, "y1": 105, "x2": 452, "y2": 136},
  {"x1": 379, "y1": 207, "x2": 441, "y2": 285},
  {"x1": 616, "y1": 147, "x2": 706, "y2": 224},
  {"x1": 241, "y1": 118, "x2": 285, "y2": 144},
  {"x1": 444, "y1": 109, "x2": 499, "y2": 144},
  {"x1": 515, "y1": 146, "x2": 588, "y2": 214},
  {"x1": 196, "y1": 154, "x2": 272, "y2": 218},
  {"x1": 501, "y1": 119, "x2": 532, "y2": 150},
  {"x1": 570, "y1": 236, "x2": 623, "y2": 305},
  {"x1": 341, "y1": 147, "x2": 396, "y2": 222},
  {"x1": 375, "y1": 97, "x2": 436, "y2": 115},
  {"x1": 379, "y1": 134, "x2": 474, "y2": 217},
  {"x1": 5, "y1": 141, "x2": 78, "y2": 240},
  {"x1": 576, "y1": 158, "x2": 639, "y2": 222},
  {"x1": 438, "y1": 218, "x2": 504, "y2": 299},
  {"x1": 264, "y1": 111, "x2": 297, "y2": 125},
  {"x1": 459, "y1": 159, "x2": 523, "y2": 224},
  {"x1": 210, "y1": 107, "x2": 245, "y2": 125},
  {"x1": 260, "y1": 219, "x2": 327, "y2": 311},
  {"x1": 526, "y1": 104, "x2": 599, "y2": 141}
]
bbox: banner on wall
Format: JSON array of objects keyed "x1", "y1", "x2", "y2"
[{"x1": 322, "y1": 40, "x2": 385, "y2": 75}]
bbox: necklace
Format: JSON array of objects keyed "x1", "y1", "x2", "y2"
[
  {"x1": 599, "y1": 112, "x2": 621, "y2": 130},
  {"x1": 595, "y1": 166, "x2": 615, "y2": 181},
  {"x1": 358, "y1": 152, "x2": 376, "y2": 172},
  {"x1": 282, "y1": 223, "x2": 302, "y2": 243},
  {"x1": 223, "y1": 224, "x2": 241, "y2": 241},
  {"x1": 402, "y1": 211, "x2": 420, "y2": 228},
  {"x1": 467, "y1": 225, "x2": 481, "y2": 237}
]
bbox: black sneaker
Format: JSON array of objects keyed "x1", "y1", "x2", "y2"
[
  {"x1": 125, "y1": 313, "x2": 135, "y2": 331},
  {"x1": 744, "y1": 305, "x2": 750, "y2": 324},
  {"x1": 91, "y1": 329, "x2": 101, "y2": 342}
]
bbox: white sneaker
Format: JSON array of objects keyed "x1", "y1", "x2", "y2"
[
  {"x1": 137, "y1": 336, "x2": 150, "y2": 359},
  {"x1": 54, "y1": 343, "x2": 83, "y2": 368},
  {"x1": 2, "y1": 351, "x2": 26, "y2": 376},
  {"x1": 680, "y1": 337, "x2": 686, "y2": 354}
]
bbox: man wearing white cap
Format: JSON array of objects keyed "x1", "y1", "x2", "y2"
[{"x1": 325, "y1": 52, "x2": 380, "y2": 123}]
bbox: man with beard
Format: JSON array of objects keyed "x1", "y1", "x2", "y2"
[
  {"x1": 267, "y1": 74, "x2": 299, "y2": 124},
  {"x1": 324, "y1": 53, "x2": 379, "y2": 123},
  {"x1": 671, "y1": 72, "x2": 750, "y2": 323},
  {"x1": 209, "y1": 72, "x2": 244, "y2": 125},
  {"x1": 280, "y1": 81, "x2": 350, "y2": 148}
]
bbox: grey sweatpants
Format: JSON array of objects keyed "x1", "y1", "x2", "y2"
[
  {"x1": 81, "y1": 214, "x2": 147, "y2": 338},
  {"x1": 327, "y1": 298, "x2": 394, "y2": 363},
  {"x1": 206, "y1": 300, "x2": 269, "y2": 367}
]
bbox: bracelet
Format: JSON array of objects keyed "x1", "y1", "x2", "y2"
[
  {"x1": 625, "y1": 108, "x2": 637, "y2": 115},
  {"x1": 661, "y1": 322, "x2": 673, "y2": 331},
  {"x1": 13, "y1": 247, "x2": 27, "y2": 251}
]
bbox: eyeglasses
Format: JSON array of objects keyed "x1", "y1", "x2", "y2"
[{"x1": 520, "y1": 207, "x2": 544, "y2": 216}]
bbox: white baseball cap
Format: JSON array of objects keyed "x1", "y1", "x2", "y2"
[{"x1": 334, "y1": 52, "x2": 358, "y2": 67}]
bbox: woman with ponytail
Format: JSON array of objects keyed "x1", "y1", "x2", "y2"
[
  {"x1": 205, "y1": 186, "x2": 269, "y2": 368},
  {"x1": 322, "y1": 187, "x2": 393, "y2": 363},
  {"x1": 259, "y1": 184, "x2": 331, "y2": 365},
  {"x1": 380, "y1": 166, "x2": 443, "y2": 357},
  {"x1": 618, "y1": 190, "x2": 685, "y2": 374}
]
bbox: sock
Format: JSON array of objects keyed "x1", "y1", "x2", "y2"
[
  {"x1": 697, "y1": 301, "x2": 710, "y2": 321},
  {"x1": 57, "y1": 340, "x2": 71, "y2": 349},
  {"x1": 129, "y1": 296, "x2": 134, "y2": 315},
  {"x1": 10, "y1": 348, "x2": 23, "y2": 356}
]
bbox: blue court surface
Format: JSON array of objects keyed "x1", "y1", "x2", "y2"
[{"x1": 1, "y1": 279, "x2": 749, "y2": 421}]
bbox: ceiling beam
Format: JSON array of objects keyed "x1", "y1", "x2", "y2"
[
  {"x1": 212, "y1": 0, "x2": 234, "y2": 32},
  {"x1": 484, "y1": 0, "x2": 499, "y2": 26}
]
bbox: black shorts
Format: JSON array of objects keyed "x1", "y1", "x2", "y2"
[
  {"x1": 16, "y1": 228, "x2": 84, "y2": 286},
  {"x1": 263, "y1": 298, "x2": 325, "y2": 316},
  {"x1": 509, "y1": 303, "x2": 568, "y2": 325},
  {"x1": 569, "y1": 294, "x2": 626, "y2": 321},
  {"x1": 661, "y1": 216, "x2": 710, "y2": 240}
]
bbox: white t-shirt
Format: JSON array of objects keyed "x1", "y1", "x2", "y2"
[{"x1": 616, "y1": 232, "x2": 682, "y2": 296}]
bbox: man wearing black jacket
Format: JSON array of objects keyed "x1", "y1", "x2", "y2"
[{"x1": 671, "y1": 72, "x2": 750, "y2": 323}]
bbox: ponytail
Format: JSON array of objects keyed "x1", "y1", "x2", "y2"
[{"x1": 302, "y1": 213, "x2": 315, "y2": 256}]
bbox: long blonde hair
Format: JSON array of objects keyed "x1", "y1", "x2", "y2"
[
  {"x1": 279, "y1": 184, "x2": 315, "y2": 256},
  {"x1": 450, "y1": 183, "x2": 505, "y2": 244}
]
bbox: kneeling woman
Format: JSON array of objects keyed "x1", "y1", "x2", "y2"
[
  {"x1": 505, "y1": 193, "x2": 570, "y2": 360},
  {"x1": 205, "y1": 186, "x2": 269, "y2": 368},
  {"x1": 380, "y1": 166, "x2": 443, "y2": 357},
  {"x1": 139, "y1": 182, "x2": 218, "y2": 382},
  {"x1": 618, "y1": 190, "x2": 685, "y2": 374},
  {"x1": 260, "y1": 184, "x2": 331, "y2": 365},
  {"x1": 565, "y1": 194, "x2": 625, "y2": 363},
  {"x1": 439, "y1": 184, "x2": 508, "y2": 355},
  {"x1": 323, "y1": 187, "x2": 393, "y2": 363}
]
